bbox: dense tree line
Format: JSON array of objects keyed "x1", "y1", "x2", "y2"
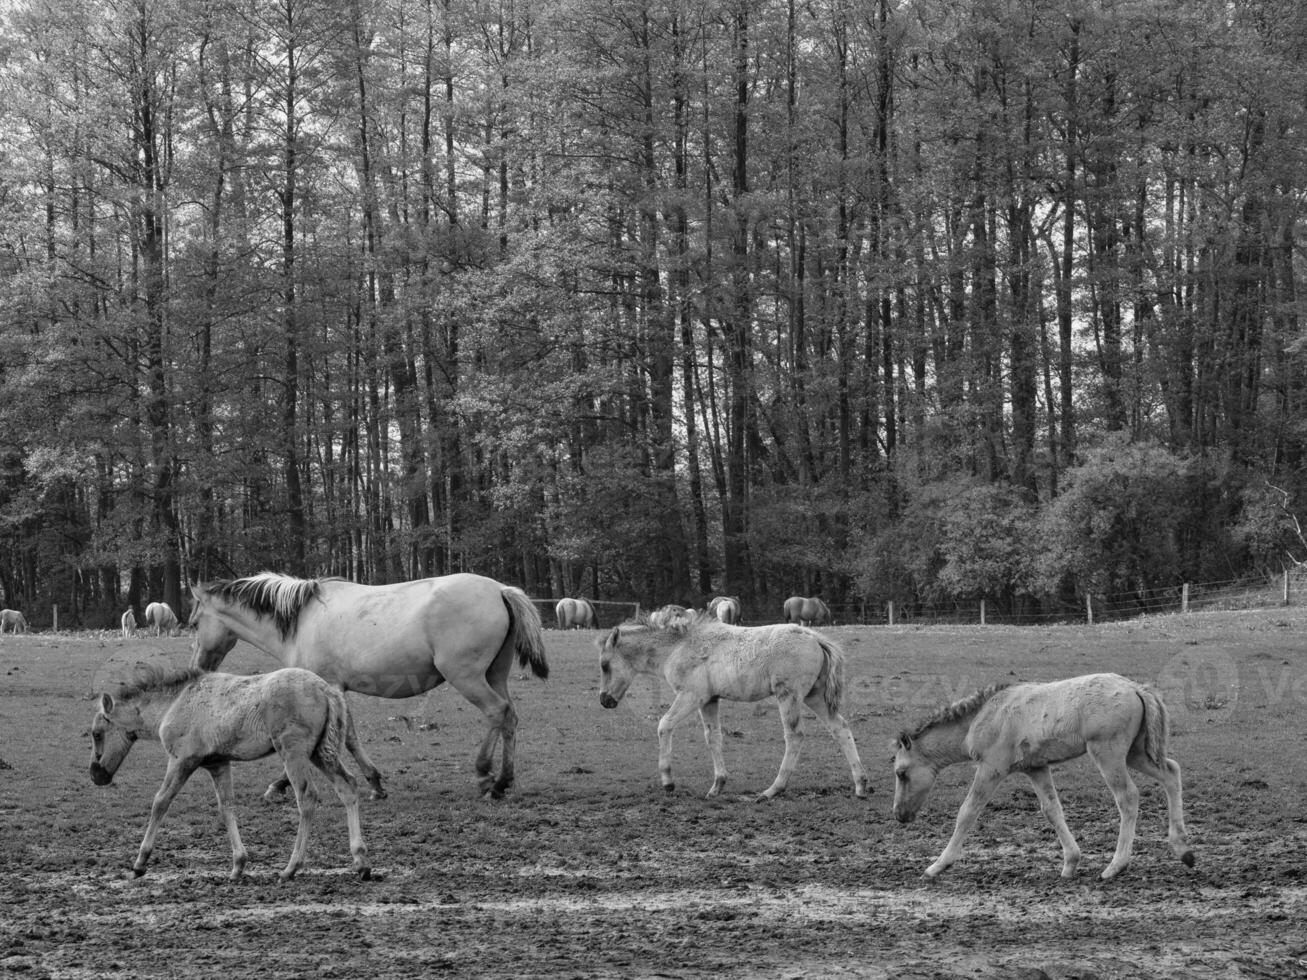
[{"x1": 0, "y1": 0, "x2": 1304, "y2": 626}]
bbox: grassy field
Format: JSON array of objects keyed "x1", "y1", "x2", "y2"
[{"x1": 1, "y1": 607, "x2": 1306, "y2": 978}]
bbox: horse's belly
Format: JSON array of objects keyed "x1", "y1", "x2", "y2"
[{"x1": 1012, "y1": 735, "x2": 1086, "y2": 770}]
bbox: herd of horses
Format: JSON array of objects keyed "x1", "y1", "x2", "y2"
[{"x1": 84, "y1": 571, "x2": 1196, "y2": 884}]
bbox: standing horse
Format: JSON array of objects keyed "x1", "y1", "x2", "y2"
[
  {"x1": 556, "y1": 597, "x2": 599, "y2": 630},
  {"x1": 783, "y1": 596, "x2": 831, "y2": 627},
  {"x1": 0, "y1": 609, "x2": 28, "y2": 633},
  {"x1": 145, "y1": 602, "x2": 179, "y2": 636},
  {"x1": 598, "y1": 614, "x2": 868, "y2": 799},
  {"x1": 707, "y1": 596, "x2": 741, "y2": 625},
  {"x1": 89, "y1": 665, "x2": 370, "y2": 882},
  {"x1": 121, "y1": 608, "x2": 137, "y2": 638},
  {"x1": 892, "y1": 673, "x2": 1195, "y2": 880},
  {"x1": 189, "y1": 571, "x2": 548, "y2": 799}
]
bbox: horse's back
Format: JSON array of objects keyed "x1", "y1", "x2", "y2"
[
  {"x1": 667, "y1": 621, "x2": 833, "y2": 701},
  {"x1": 162, "y1": 668, "x2": 331, "y2": 761},
  {"x1": 971, "y1": 674, "x2": 1146, "y2": 767}
]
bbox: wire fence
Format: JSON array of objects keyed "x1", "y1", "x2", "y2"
[{"x1": 536, "y1": 571, "x2": 1305, "y2": 629}]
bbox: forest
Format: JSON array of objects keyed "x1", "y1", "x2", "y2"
[{"x1": 0, "y1": 0, "x2": 1305, "y2": 626}]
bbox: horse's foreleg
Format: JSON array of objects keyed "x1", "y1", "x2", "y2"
[
  {"x1": 925, "y1": 766, "x2": 1005, "y2": 878},
  {"x1": 1128, "y1": 750, "x2": 1195, "y2": 869},
  {"x1": 1089, "y1": 742, "x2": 1140, "y2": 879},
  {"x1": 656, "y1": 692, "x2": 701, "y2": 794},
  {"x1": 759, "y1": 694, "x2": 803, "y2": 801},
  {"x1": 206, "y1": 762, "x2": 248, "y2": 882},
  {"x1": 1025, "y1": 766, "x2": 1080, "y2": 878},
  {"x1": 134, "y1": 758, "x2": 196, "y2": 877},
  {"x1": 318, "y1": 757, "x2": 371, "y2": 880},
  {"x1": 698, "y1": 699, "x2": 728, "y2": 798},
  {"x1": 803, "y1": 693, "x2": 868, "y2": 798},
  {"x1": 342, "y1": 693, "x2": 387, "y2": 800},
  {"x1": 278, "y1": 748, "x2": 319, "y2": 882}
]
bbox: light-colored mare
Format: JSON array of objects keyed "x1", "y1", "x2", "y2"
[
  {"x1": 783, "y1": 596, "x2": 830, "y2": 627},
  {"x1": 89, "y1": 666, "x2": 370, "y2": 882},
  {"x1": 121, "y1": 608, "x2": 137, "y2": 638},
  {"x1": 648, "y1": 604, "x2": 692, "y2": 628},
  {"x1": 892, "y1": 673, "x2": 1195, "y2": 880},
  {"x1": 145, "y1": 601, "x2": 179, "y2": 636},
  {"x1": 189, "y1": 571, "x2": 548, "y2": 799},
  {"x1": 1, "y1": 609, "x2": 28, "y2": 633},
  {"x1": 598, "y1": 614, "x2": 868, "y2": 800},
  {"x1": 556, "y1": 597, "x2": 598, "y2": 630},
  {"x1": 708, "y1": 596, "x2": 741, "y2": 625}
]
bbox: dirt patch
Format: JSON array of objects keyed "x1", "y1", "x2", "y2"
[{"x1": 3, "y1": 610, "x2": 1307, "y2": 978}]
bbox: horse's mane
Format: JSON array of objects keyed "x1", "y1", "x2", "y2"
[
  {"x1": 113, "y1": 664, "x2": 206, "y2": 703},
  {"x1": 899, "y1": 682, "x2": 1012, "y2": 745},
  {"x1": 202, "y1": 571, "x2": 323, "y2": 639}
]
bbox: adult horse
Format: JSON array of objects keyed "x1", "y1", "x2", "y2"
[
  {"x1": 598, "y1": 613, "x2": 868, "y2": 800},
  {"x1": 707, "y1": 595, "x2": 741, "y2": 625},
  {"x1": 648, "y1": 604, "x2": 691, "y2": 628},
  {"x1": 892, "y1": 673, "x2": 1194, "y2": 880},
  {"x1": 556, "y1": 597, "x2": 598, "y2": 630},
  {"x1": 121, "y1": 608, "x2": 137, "y2": 638},
  {"x1": 189, "y1": 571, "x2": 548, "y2": 799},
  {"x1": 145, "y1": 601, "x2": 179, "y2": 636},
  {"x1": 783, "y1": 596, "x2": 831, "y2": 627},
  {"x1": 90, "y1": 665, "x2": 370, "y2": 882},
  {"x1": 0, "y1": 609, "x2": 28, "y2": 633}
]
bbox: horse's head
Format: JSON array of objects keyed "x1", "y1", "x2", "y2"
[
  {"x1": 891, "y1": 731, "x2": 939, "y2": 824},
  {"x1": 597, "y1": 626, "x2": 637, "y2": 709},
  {"x1": 188, "y1": 584, "x2": 238, "y2": 671},
  {"x1": 89, "y1": 692, "x2": 144, "y2": 786}
]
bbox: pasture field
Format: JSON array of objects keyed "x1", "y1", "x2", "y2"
[{"x1": 2, "y1": 609, "x2": 1306, "y2": 979}]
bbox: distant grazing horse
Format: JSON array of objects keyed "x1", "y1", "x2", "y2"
[
  {"x1": 783, "y1": 596, "x2": 831, "y2": 627},
  {"x1": 0, "y1": 609, "x2": 28, "y2": 633},
  {"x1": 707, "y1": 596, "x2": 741, "y2": 625},
  {"x1": 598, "y1": 613, "x2": 868, "y2": 800},
  {"x1": 145, "y1": 602, "x2": 179, "y2": 636},
  {"x1": 648, "y1": 604, "x2": 692, "y2": 629},
  {"x1": 893, "y1": 673, "x2": 1195, "y2": 880},
  {"x1": 90, "y1": 665, "x2": 370, "y2": 882},
  {"x1": 189, "y1": 571, "x2": 548, "y2": 799},
  {"x1": 556, "y1": 597, "x2": 599, "y2": 630},
  {"x1": 120, "y1": 609, "x2": 137, "y2": 638}
]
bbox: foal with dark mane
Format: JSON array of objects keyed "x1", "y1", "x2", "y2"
[{"x1": 893, "y1": 673, "x2": 1194, "y2": 880}]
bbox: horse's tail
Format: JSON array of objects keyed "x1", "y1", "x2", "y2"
[
  {"x1": 314, "y1": 683, "x2": 349, "y2": 771},
  {"x1": 1137, "y1": 684, "x2": 1170, "y2": 767},
  {"x1": 813, "y1": 633, "x2": 846, "y2": 715},
  {"x1": 502, "y1": 586, "x2": 549, "y2": 680}
]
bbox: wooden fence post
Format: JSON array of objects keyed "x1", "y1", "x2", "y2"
[
  {"x1": 887, "y1": 600, "x2": 895, "y2": 627},
  {"x1": 979, "y1": 598, "x2": 986, "y2": 626},
  {"x1": 1284, "y1": 570, "x2": 1291, "y2": 606},
  {"x1": 52, "y1": 604, "x2": 58, "y2": 632},
  {"x1": 1181, "y1": 583, "x2": 1189, "y2": 614},
  {"x1": 1085, "y1": 594, "x2": 1093, "y2": 625}
]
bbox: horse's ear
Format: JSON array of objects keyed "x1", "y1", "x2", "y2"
[
  {"x1": 607, "y1": 626, "x2": 621, "y2": 648},
  {"x1": 99, "y1": 692, "x2": 115, "y2": 715},
  {"x1": 895, "y1": 731, "x2": 911, "y2": 750}
]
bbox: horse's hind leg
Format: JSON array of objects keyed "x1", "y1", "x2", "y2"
[
  {"x1": 1025, "y1": 766, "x2": 1081, "y2": 878},
  {"x1": 277, "y1": 746, "x2": 320, "y2": 881},
  {"x1": 316, "y1": 756, "x2": 371, "y2": 880},
  {"x1": 1089, "y1": 740, "x2": 1140, "y2": 879},
  {"x1": 803, "y1": 691, "x2": 868, "y2": 798},
  {"x1": 1127, "y1": 748, "x2": 1194, "y2": 868},
  {"x1": 698, "y1": 698, "x2": 728, "y2": 798},
  {"x1": 759, "y1": 692, "x2": 803, "y2": 800},
  {"x1": 206, "y1": 762, "x2": 249, "y2": 882}
]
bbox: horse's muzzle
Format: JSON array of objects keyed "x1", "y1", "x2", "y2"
[
  {"x1": 893, "y1": 808, "x2": 915, "y2": 824},
  {"x1": 89, "y1": 762, "x2": 114, "y2": 786},
  {"x1": 599, "y1": 692, "x2": 618, "y2": 710}
]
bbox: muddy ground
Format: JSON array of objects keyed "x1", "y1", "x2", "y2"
[{"x1": 2, "y1": 608, "x2": 1306, "y2": 978}]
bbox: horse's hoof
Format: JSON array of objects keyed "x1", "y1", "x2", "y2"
[
  {"x1": 663, "y1": 783, "x2": 675, "y2": 795},
  {"x1": 1181, "y1": 850, "x2": 1196, "y2": 868},
  {"x1": 370, "y1": 788, "x2": 388, "y2": 801},
  {"x1": 132, "y1": 868, "x2": 146, "y2": 878},
  {"x1": 359, "y1": 868, "x2": 372, "y2": 881}
]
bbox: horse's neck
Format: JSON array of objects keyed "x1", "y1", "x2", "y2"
[
  {"x1": 223, "y1": 607, "x2": 292, "y2": 660},
  {"x1": 917, "y1": 720, "x2": 973, "y2": 770},
  {"x1": 128, "y1": 693, "x2": 176, "y2": 740}
]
